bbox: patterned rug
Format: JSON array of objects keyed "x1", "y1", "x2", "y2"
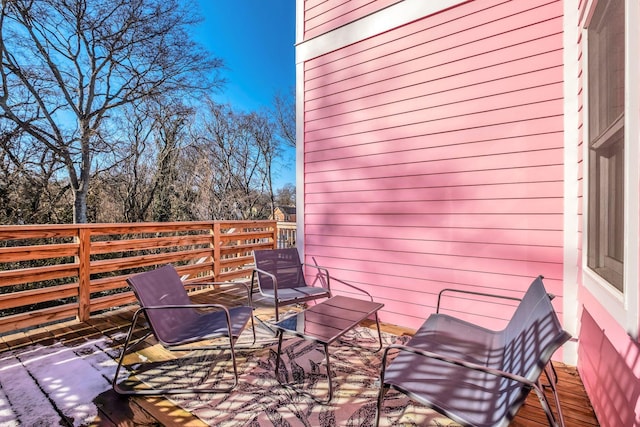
[{"x1": 123, "y1": 324, "x2": 458, "y2": 426}]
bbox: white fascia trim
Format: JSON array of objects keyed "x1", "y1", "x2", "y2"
[
  {"x1": 562, "y1": 0, "x2": 580, "y2": 364},
  {"x1": 296, "y1": 0, "x2": 469, "y2": 63}
]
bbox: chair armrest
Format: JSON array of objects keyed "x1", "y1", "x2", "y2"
[
  {"x1": 307, "y1": 258, "x2": 376, "y2": 301},
  {"x1": 188, "y1": 280, "x2": 253, "y2": 306},
  {"x1": 436, "y1": 276, "x2": 555, "y2": 313},
  {"x1": 252, "y1": 267, "x2": 280, "y2": 300},
  {"x1": 436, "y1": 288, "x2": 522, "y2": 313},
  {"x1": 380, "y1": 343, "x2": 536, "y2": 389},
  {"x1": 140, "y1": 303, "x2": 232, "y2": 313},
  {"x1": 327, "y1": 276, "x2": 374, "y2": 301},
  {"x1": 301, "y1": 262, "x2": 331, "y2": 292}
]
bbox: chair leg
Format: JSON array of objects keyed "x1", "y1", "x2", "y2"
[
  {"x1": 113, "y1": 311, "x2": 242, "y2": 395},
  {"x1": 274, "y1": 330, "x2": 285, "y2": 383},
  {"x1": 112, "y1": 311, "x2": 143, "y2": 394},
  {"x1": 532, "y1": 380, "x2": 564, "y2": 427},
  {"x1": 249, "y1": 314, "x2": 256, "y2": 344},
  {"x1": 543, "y1": 363, "x2": 566, "y2": 427},
  {"x1": 375, "y1": 384, "x2": 389, "y2": 427}
]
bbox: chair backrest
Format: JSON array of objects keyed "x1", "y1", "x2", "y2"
[
  {"x1": 253, "y1": 248, "x2": 307, "y2": 291},
  {"x1": 500, "y1": 276, "x2": 571, "y2": 410},
  {"x1": 126, "y1": 265, "x2": 198, "y2": 343}
]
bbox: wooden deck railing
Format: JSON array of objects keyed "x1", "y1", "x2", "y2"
[
  {"x1": 0, "y1": 221, "x2": 281, "y2": 335},
  {"x1": 276, "y1": 222, "x2": 297, "y2": 248}
]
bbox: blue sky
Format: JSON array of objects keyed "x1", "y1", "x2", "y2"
[
  {"x1": 192, "y1": 2, "x2": 297, "y2": 190},
  {"x1": 194, "y1": 1, "x2": 296, "y2": 112}
]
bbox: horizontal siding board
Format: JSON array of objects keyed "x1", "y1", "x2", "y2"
[
  {"x1": 305, "y1": 235, "x2": 563, "y2": 263},
  {"x1": 305, "y1": 140, "x2": 563, "y2": 176},
  {"x1": 306, "y1": 165, "x2": 564, "y2": 192},
  {"x1": 306, "y1": 133, "x2": 562, "y2": 166},
  {"x1": 305, "y1": 198, "x2": 563, "y2": 215},
  {"x1": 304, "y1": 213, "x2": 563, "y2": 231},
  {"x1": 306, "y1": 182, "x2": 563, "y2": 203},
  {"x1": 320, "y1": 269, "x2": 566, "y2": 324},
  {"x1": 305, "y1": 0, "x2": 328, "y2": 11},
  {"x1": 305, "y1": 149, "x2": 564, "y2": 182},
  {"x1": 305, "y1": 117, "x2": 563, "y2": 155},
  {"x1": 305, "y1": 225, "x2": 563, "y2": 247}
]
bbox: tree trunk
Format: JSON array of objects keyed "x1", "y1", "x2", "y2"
[{"x1": 73, "y1": 187, "x2": 88, "y2": 224}]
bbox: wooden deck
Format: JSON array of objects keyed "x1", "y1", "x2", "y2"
[{"x1": 0, "y1": 289, "x2": 599, "y2": 427}]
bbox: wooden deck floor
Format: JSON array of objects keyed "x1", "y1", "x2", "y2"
[{"x1": 0, "y1": 289, "x2": 599, "y2": 427}]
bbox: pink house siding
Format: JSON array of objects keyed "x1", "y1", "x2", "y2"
[
  {"x1": 304, "y1": 0, "x2": 402, "y2": 40},
  {"x1": 301, "y1": 0, "x2": 565, "y2": 330}
]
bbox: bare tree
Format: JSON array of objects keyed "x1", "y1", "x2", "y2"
[
  {"x1": 272, "y1": 86, "x2": 296, "y2": 148},
  {"x1": 0, "y1": 0, "x2": 223, "y2": 223},
  {"x1": 189, "y1": 101, "x2": 279, "y2": 220},
  {"x1": 0, "y1": 122, "x2": 72, "y2": 224},
  {"x1": 249, "y1": 110, "x2": 278, "y2": 216},
  {"x1": 93, "y1": 99, "x2": 194, "y2": 223},
  {"x1": 275, "y1": 183, "x2": 296, "y2": 207},
  {"x1": 151, "y1": 102, "x2": 194, "y2": 222}
]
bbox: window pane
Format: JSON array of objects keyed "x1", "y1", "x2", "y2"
[
  {"x1": 588, "y1": 0, "x2": 625, "y2": 138},
  {"x1": 587, "y1": 0, "x2": 625, "y2": 292}
]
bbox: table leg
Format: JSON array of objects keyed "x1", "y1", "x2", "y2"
[
  {"x1": 373, "y1": 312, "x2": 383, "y2": 352},
  {"x1": 323, "y1": 342, "x2": 333, "y2": 403},
  {"x1": 274, "y1": 334, "x2": 334, "y2": 404}
]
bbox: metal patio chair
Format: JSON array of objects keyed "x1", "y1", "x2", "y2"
[
  {"x1": 376, "y1": 275, "x2": 571, "y2": 427},
  {"x1": 252, "y1": 248, "x2": 331, "y2": 321},
  {"x1": 112, "y1": 264, "x2": 255, "y2": 395}
]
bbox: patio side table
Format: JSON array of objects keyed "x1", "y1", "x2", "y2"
[{"x1": 272, "y1": 295, "x2": 384, "y2": 403}]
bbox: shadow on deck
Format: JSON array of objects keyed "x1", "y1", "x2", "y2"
[{"x1": 0, "y1": 288, "x2": 599, "y2": 427}]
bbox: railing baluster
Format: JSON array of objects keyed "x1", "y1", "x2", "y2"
[
  {"x1": 213, "y1": 222, "x2": 221, "y2": 280},
  {"x1": 77, "y1": 227, "x2": 91, "y2": 322}
]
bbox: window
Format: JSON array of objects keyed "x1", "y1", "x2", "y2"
[
  {"x1": 583, "y1": 0, "x2": 639, "y2": 338},
  {"x1": 586, "y1": 0, "x2": 625, "y2": 292}
]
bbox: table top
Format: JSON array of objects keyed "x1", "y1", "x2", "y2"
[{"x1": 273, "y1": 295, "x2": 384, "y2": 345}]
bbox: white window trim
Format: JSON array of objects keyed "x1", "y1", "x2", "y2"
[
  {"x1": 581, "y1": 0, "x2": 640, "y2": 340},
  {"x1": 562, "y1": 0, "x2": 580, "y2": 365}
]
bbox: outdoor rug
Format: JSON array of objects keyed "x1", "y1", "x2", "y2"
[{"x1": 124, "y1": 324, "x2": 459, "y2": 426}]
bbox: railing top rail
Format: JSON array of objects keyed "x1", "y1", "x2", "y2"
[{"x1": 0, "y1": 220, "x2": 276, "y2": 231}]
